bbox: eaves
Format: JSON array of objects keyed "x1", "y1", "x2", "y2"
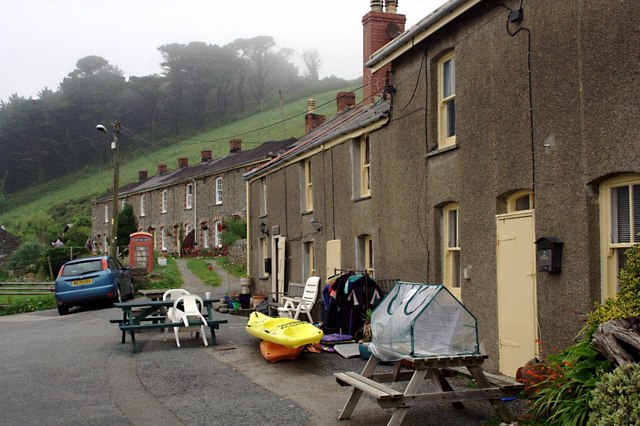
[{"x1": 366, "y1": 0, "x2": 483, "y2": 73}]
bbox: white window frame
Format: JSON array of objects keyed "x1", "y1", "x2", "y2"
[
  {"x1": 185, "y1": 184, "x2": 193, "y2": 210},
  {"x1": 104, "y1": 204, "x2": 109, "y2": 223},
  {"x1": 140, "y1": 195, "x2": 146, "y2": 217},
  {"x1": 202, "y1": 226, "x2": 209, "y2": 249},
  {"x1": 360, "y1": 136, "x2": 371, "y2": 197},
  {"x1": 214, "y1": 220, "x2": 222, "y2": 248},
  {"x1": 161, "y1": 227, "x2": 167, "y2": 251},
  {"x1": 260, "y1": 237, "x2": 269, "y2": 277},
  {"x1": 161, "y1": 190, "x2": 167, "y2": 213},
  {"x1": 260, "y1": 178, "x2": 268, "y2": 217},
  {"x1": 303, "y1": 159, "x2": 313, "y2": 212},
  {"x1": 600, "y1": 174, "x2": 640, "y2": 300},
  {"x1": 443, "y1": 203, "x2": 461, "y2": 299},
  {"x1": 438, "y1": 52, "x2": 456, "y2": 149},
  {"x1": 215, "y1": 177, "x2": 223, "y2": 205}
]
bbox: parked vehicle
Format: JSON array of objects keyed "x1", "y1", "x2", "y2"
[{"x1": 55, "y1": 256, "x2": 134, "y2": 315}]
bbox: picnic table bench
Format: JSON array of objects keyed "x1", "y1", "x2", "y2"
[
  {"x1": 113, "y1": 298, "x2": 227, "y2": 352},
  {"x1": 336, "y1": 354, "x2": 523, "y2": 425}
]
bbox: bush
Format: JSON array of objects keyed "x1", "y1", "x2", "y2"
[
  {"x1": 0, "y1": 296, "x2": 56, "y2": 316},
  {"x1": 221, "y1": 217, "x2": 246, "y2": 247},
  {"x1": 5, "y1": 241, "x2": 46, "y2": 274},
  {"x1": 588, "y1": 364, "x2": 640, "y2": 425},
  {"x1": 587, "y1": 244, "x2": 640, "y2": 329}
]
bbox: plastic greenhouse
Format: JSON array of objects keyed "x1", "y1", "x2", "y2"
[{"x1": 368, "y1": 282, "x2": 480, "y2": 362}]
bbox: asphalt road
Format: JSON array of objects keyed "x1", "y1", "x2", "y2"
[{"x1": 0, "y1": 260, "x2": 518, "y2": 425}]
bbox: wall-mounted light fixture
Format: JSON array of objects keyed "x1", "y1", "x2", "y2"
[
  {"x1": 260, "y1": 220, "x2": 270, "y2": 236},
  {"x1": 310, "y1": 217, "x2": 323, "y2": 233}
]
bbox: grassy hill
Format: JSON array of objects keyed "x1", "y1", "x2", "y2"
[{"x1": 0, "y1": 85, "x2": 361, "y2": 230}]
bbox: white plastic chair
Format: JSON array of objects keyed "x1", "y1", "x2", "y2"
[
  {"x1": 277, "y1": 276, "x2": 321, "y2": 322},
  {"x1": 170, "y1": 294, "x2": 209, "y2": 348},
  {"x1": 162, "y1": 289, "x2": 190, "y2": 341}
]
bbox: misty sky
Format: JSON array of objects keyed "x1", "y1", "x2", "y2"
[{"x1": 0, "y1": 0, "x2": 444, "y2": 102}]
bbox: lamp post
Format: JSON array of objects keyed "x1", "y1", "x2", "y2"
[{"x1": 97, "y1": 120, "x2": 121, "y2": 257}]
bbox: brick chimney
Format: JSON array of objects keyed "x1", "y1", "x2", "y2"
[
  {"x1": 304, "y1": 98, "x2": 326, "y2": 134},
  {"x1": 178, "y1": 157, "x2": 188, "y2": 169},
  {"x1": 201, "y1": 150, "x2": 212, "y2": 162},
  {"x1": 229, "y1": 139, "x2": 242, "y2": 153},
  {"x1": 157, "y1": 164, "x2": 168, "y2": 175},
  {"x1": 138, "y1": 170, "x2": 148, "y2": 180},
  {"x1": 337, "y1": 92, "x2": 356, "y2": 114},
  {"x1": 362, "y1": 0, "x2": 406, "y2": 104}
]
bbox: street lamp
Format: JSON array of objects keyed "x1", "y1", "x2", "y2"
[{"x1": 96, "y1": 120, "x2": 121, "y2": 257}]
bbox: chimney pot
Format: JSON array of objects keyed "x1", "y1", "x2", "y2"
[
  {"x1": 138, "y1": 170, "x2": 148, "y2": 180},
  {"x1": 337, "y1": 92, "x2": 356, "y2": 114},
  {"x1": 178, "y1": 157, "x2": 188, "y2": 169},
  {"x1": 386, "y1": 0, "x2": 398, "y2": 13},
  {"x1": 157, "y1": 164, "x2": 168, "y2": 175},
  {"x1": 307, "y1": 98, "x2": 316, "y2": 114},
  {"x1": 370, "y1": 0, "x2": 383, "y2": 12},
  {"x1": 201, "y1": 150, "x2": 212, "y2": 162},
  {"x1": 230, "y1": 138, "x2": 242, "y2": 153}
]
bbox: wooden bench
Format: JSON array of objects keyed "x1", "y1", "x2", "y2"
[
  {"x1": 336, "y1": 371, "x2": 403, "y2": 408},
  {"x1": 444, "y1": 366, "x2": 524, "y2": 394},
  {"x1": 116, "y1": 318, "x2": 228, "y2": 352},
  {"x1": 268, "y1": 282, "x2": 305, "y2": 316}
]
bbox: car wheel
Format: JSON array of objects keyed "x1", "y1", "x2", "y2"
[{"x1": 57, "y1": 304, "x2": 69, "y2": 316}]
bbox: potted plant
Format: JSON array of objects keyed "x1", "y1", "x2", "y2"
[{"x1": 358, "y1": 308, "x2": 374, "y2": 359}]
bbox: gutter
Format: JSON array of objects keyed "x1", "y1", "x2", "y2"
[{"x1": 366, "y1": 0, "x2": 481, "y2": 72}]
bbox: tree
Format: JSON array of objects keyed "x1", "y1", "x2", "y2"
[
  {"x1": 303, "y1": 49, "x2": 322, "y2": 81},
  {"x1": 117, "y1": 203, "x2": 137, "y2": 249}
]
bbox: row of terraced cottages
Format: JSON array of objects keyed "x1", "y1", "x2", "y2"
[
  {"x1": 91, "y1": 138, "x2": 295, "y2": 256},
  {"x1": 242, "y1": 0, "x2": 640, "y2": 376}
]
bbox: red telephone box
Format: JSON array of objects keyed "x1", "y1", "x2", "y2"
[{"x1": 129, "y1": 232, "x2": 154, "y2": 272}]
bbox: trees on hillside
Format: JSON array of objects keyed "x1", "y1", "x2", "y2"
[{"x1": 0, "y1": 37, "x2": 330, "y2": 197}]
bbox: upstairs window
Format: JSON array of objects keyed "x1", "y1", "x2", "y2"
[
  {"x1": 438, "y1": 52, "x2": 456, "y2": 148},
  {"x1": 185, "y1": 184, "x2": 193, "y2": 209},
  {"x1": 303, "y1": 159, "x2": 313, "y2": 212},
  {"x1": 260, "y1": 178, "x2": 268, "y2": 217},
  {"x1": 140, "y1": 195, "x2": 146, "y2": 217},
  {"x1": 161, "y1": 190, "x2": 168, "y2": 213},
  {"x1": 360, "y1": 136, "x2": 371, "y2": 197},
  {"x1": 215, "y1": 177, "x2": 223, "y2": 205}
]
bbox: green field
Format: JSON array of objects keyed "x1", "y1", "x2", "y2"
[{"x1": 0, "y1": 86, "x2": 359, "y2": 227}]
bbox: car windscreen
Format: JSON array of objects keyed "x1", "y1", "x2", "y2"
[{"x1": 61, "y1": 260, "x2": 103, "y2": 277}]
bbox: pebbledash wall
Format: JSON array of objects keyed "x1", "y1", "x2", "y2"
[
  {"x1": 244, "y1": 0, "x2": 640, "y2": 375},
  {"x1": 91, "y1": 138, "x2": 295, "y2": 256}
]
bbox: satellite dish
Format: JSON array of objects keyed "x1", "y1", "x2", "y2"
[{"x1": 386, "y1": 22, "x2": 402, "y2": 39}]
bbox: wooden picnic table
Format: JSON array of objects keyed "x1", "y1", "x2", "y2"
[
  {"x1": 137, "y1": 289, "x2": 169, "y2": 301},
  {"x1": 335, "y1": 353, "x2": 523, "y2": 425},
  {"x1": 113, "y1": 298, "x2": 227, "y2": 352}
]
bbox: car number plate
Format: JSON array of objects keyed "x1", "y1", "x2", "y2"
[{"x1": 71, "y1": 278, "x2": 92, "y2": 286}]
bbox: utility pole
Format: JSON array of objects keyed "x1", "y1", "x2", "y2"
[{"x1": 110, "y1": 120, "x2": 121, "y2": 257}]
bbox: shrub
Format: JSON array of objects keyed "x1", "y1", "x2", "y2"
[
  {"x1": 0, "y1": 295, "x2": 56, "y2": 316},
  {"x1": 587, "y1": 244, "x2": 640, "y2": 330},
  {"x1": 529, "y1": 339, "x2": 612, "y2": 425},
  {"x1": 221, "y1": 217, "x2": 246, "y2": 247},
  {"x1": 588, "y1": 364, "x2": 640, "y2": 426},
  {"x1": 5, "y1": 241, "x2": 46, "y2": 274}
]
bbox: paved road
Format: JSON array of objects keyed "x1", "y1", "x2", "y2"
[{"x1": 0, "y1": 259, "x2": 514, "y2": 425}]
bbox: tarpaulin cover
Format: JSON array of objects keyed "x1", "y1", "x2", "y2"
[{"x1": 368, "y1": 282, "x2": 480, "y2": 362}]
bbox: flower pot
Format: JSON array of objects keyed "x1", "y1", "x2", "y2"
[{"x1": 358, "y1": 342, "x2": 372, "y2": 360}]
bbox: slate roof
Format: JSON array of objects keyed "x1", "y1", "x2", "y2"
[
  {"x1": 244, "y1": 99, "x2": 391, "y2": 180},
  {"x1": 92, "y1": 138, "x2": 297, "y2": 203}
]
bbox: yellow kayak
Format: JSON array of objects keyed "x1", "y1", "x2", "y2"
[{"x1": 245, "y1": 312, "x2": 324, "y2": 348}]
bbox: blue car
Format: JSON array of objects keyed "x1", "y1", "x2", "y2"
[{"x1": 55, "y1": 255, "x2": 134, "y2": 315}]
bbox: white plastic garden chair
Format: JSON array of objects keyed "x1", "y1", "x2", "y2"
[
  {"x1": 277, "y1": 276, "x2": 320, "y2": 322},
  {"x1": 170, "y1": 294, "x2": 208, "y2": 348},
  {"x1": 162, "y1": 289, "x2": 190, "y2": 341}
]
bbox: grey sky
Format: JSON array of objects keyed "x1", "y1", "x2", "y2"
[{"x1": 1, "y1": 0, "x2": 443, "y2": 102}]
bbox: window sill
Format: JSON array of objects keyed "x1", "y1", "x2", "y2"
[
  {"x1": 426, "y1": 144, "x2": 459, "y2": 158},
  {"x1": 215, "y1": 202, "x2": 223, "y2": 206},
  {"x1": 353, "y1": 195, "x2": 371, "y2": 202}
]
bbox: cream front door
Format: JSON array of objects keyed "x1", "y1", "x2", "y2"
[
  {"x1": 496, "y1": 211, "x2": 537, "y2": 377},
  {"x1": 326, "y1": 240, "x2": 341, "y2": 278}
]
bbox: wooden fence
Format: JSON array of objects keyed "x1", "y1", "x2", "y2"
[{"x1": 0, "y1": 282, "x2": 55, "y2": 296}]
